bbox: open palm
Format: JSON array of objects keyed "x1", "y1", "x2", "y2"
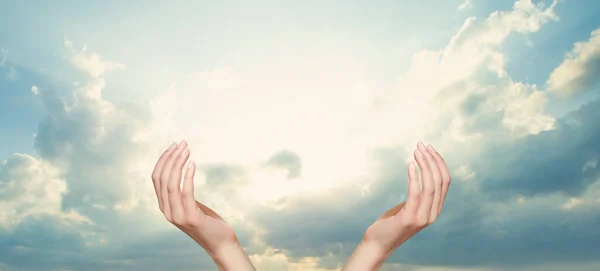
[
  {"x1": 363, "y1": 142, "x2": 452, "y2": 256},
  {"x1": 151, "y1": 141, "x2": 237, "y2": 252}
]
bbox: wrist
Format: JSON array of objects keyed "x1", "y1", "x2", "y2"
[
  {"x1": 210, "y1": 241, "x2": 256, "y2": 271},
  {"x1": 342, "y1": 240, "x2": 388, "y2": 271}
]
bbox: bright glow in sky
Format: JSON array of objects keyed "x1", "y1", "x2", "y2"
[{"x1": 1, "y1": 0, "x2": 600, "y2": 270}]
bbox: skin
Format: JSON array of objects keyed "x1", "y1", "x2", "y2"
[
  {"x1": 342, "y1": 141, "x2": 452, "y2": 271},
  {"x1": 151, "y1": 140, "x2": 450, "y2": 271},
  {"x1": 151, "y1": 140, "x2": 256, "y2": 271}
]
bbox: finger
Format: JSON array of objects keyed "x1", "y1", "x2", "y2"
[
  {"x1": 428, "y1": 145, "x2": 452, "y2": 214},
  {"x1": 167, "y1": 145, "x2": 190, "y2": 225},
  {"x1": 401, "y1": 161, "x2": 420, "y2": 217},
  {"x1": 152, "y1": 143, "x2": 177, "y2": 212},
  {"x1": 421, "y1": 143, "x2": 442, "y2": 222},
  {"x1": 182, "y1": 160, "x2": 201, "y2": 216},
  {"x1": 160, "y1": 140, "x2": 187, "y2": 221},
  {"x1": 414, "y1": 145, "x2": 434, "y2": 227}
]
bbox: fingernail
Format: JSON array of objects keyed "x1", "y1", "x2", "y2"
[
  {"x1": 408, "y1": 161, "x2": 415, "y2": 170},
  {"x1": 189, "y1": 160, "x2": 195, "y2": 169},
  {"x1": 427, "y1": 144, "x2": 436, "y2": 153},
  {"x1": 167, "y1": 143, "x2": 176, "y2": 151},
  {"x1": 179, "y1": 140, "x2": 187, "y2": 148},
  {"x1": 417, "y1": 141, "x2": 426, "y2": 150},
  {"x1": 180, "y1": 148, "x2": 189, "y2": 157}
]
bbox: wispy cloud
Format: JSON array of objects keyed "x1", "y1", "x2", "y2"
[{"x1": 458, "y1": 0, "x2": 473, "y2": 10}]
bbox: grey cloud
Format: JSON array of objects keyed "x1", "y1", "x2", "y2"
[
  {"x1": 31, "y1": 79, "x2": 157, "y2": 221},
  {"x1": 265, "y1": 150, "x2": 302, "y2": 179},
  {"x1": 0, "y1": 216, "x2": 101, "y2": 271},
  {"x1": 0, "y1": 66, "x2": 257, "y2": 271},
  {"x1": 0, "y1": 215, "x2": 222, "y2": 271},
  {"x1": 200, "y1": 163, "x2": 245, "y2": 187},
  {"x1": 475, "y1": 98, "x2": 600, "y2": 198},
  {"x1": 251, "y1": 97, "x2": 600, "y2": 269}
]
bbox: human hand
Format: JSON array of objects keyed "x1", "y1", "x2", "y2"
[
  {"x1": 342, "y1": 142, "x2": 452, "y2": 270},
  {"x1": 151, "y1": 140, "x2": 256, "y2": 271}
]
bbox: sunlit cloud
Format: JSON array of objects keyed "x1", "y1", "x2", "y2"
[{"x1": 1, "y1": 0, "x2": 599, "y2": 270}]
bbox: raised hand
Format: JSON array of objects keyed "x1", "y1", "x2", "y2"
[
  {"x1": 342, "y1": 142, "x2": 452, "y2": 271},
  {"x1": 151, "y1": 140, "x2": 256, "y2": 271}
]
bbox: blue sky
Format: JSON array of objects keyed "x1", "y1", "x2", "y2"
[{"x1": 1, "y1": 0, "x2": 600, "y2": 270}]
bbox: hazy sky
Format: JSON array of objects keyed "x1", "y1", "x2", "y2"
[{"x1": 1, "y1": 0, "x2": 600, "y2": 270}]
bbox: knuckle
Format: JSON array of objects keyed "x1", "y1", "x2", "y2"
[
  {"x1": 167, "y1": 183, "x2": 178, "y2": 194},
  {"x1": 424, "y1": 187, "x2": 435, "y2": 195},
  {"x1": 159, "y1": 173, "x2": 169, "y2": 184},
  {"x1": 399, "y1": 216, "x2": 415, "y2": 227},
  {"x1": 172, "y1": 216, "x2": 185, "y2": 226},
  {"x1": 400, "y1": 219, "x2": 413, "y2": 228},
  {"x1": 416, "y1": 217, "x2": 428, "y2": 227}
]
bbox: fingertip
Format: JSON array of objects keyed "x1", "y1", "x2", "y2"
[
  {"x1": 180, "y1": 147, "x2": 190, "y2": 159},
  {"x1": 185, "y1": 160, "x2": 196, "y2": 176},
  {"x1": 179, "y1": 140, "x2": 188, "y2": 148}
]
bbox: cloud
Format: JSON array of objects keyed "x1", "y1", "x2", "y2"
[
  {"x1": 0, "y1": 48, "x2": 18, "y2": 80},
  {"x1": 0, "y1": 48, "x2": 7, "y2": 66},
  {"x1": 252, "y1": 98, "x2": 600, "y2": 268},
  {"x1": 458, "y1": 0, "x2": 473, "y2": 11},
  {"x1": 475, "y1": 99, "x2": 600, "y2": 198},
  {"x1": 265, "y1": 150, "x2": 302, "y2": 179},
  {"x1": 0, "y1": 46, "x2": 256, "y2": 270},
  {"x1": 2, "y1": 1, "x2": 599, "y2": 270},
  {"x1": 242, "y1": 0, "x2": 597, "y2": 269},
  {"x1": 371, "y1": 0, "x2": 558, "y2": 144},
  {"x1": 64, "y1": 38, "x2": 125, "y2": 78},
  {"x1": 0, "y1": 154, "x2": 88, "y2": 229},
  {"x1": 547, "y1": 27, "x2": 600, "y2": 95},
  {"x1": 5, "y1": 66, "x2": 17, "y2": 80}
]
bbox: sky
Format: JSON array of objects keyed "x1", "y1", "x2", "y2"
[{"x1": 1, "y1": 0, "x2": 600, "y2": 270}]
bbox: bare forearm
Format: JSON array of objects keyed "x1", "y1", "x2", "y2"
[
  {"x1": 211, "y1": 242, "x2": 256, "y2": 271},
  {"x1": 342, "y1": 241, "x2": 388, "y2": 271}
]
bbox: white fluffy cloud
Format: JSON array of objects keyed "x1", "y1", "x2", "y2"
[
  {"x1": 458, "y1": 0, "x2": 473, "y2": 11},
  {"x1": 2, "y1": 1, "x2": 600, "y2": 270},
  {"x1": 547, "y1": 27, "x2": 600, "y2": 94},
  {"x1": 65, "y1": 38, "x2": 125, "y2": 78},
  {"x1": 0, "y1": 154, "x2": 89, "y2": 229},
  {"x1": 372, "y1": 0, "x2": 557, "y2": 149}
]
